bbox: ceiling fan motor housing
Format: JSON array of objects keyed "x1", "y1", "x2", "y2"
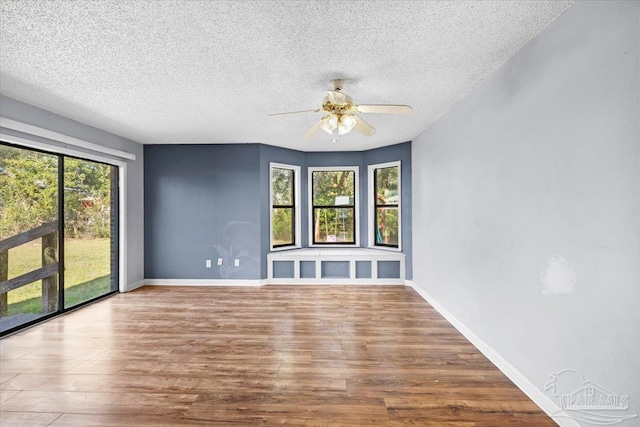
[{"x1": 330, "y1": 79, "x2": 345, "y2": 91}]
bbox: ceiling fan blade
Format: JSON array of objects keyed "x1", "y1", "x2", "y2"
[
  {"x1": 303, "y1": 117, "x2": 328, "y2": 140},
  {"x1": 268, "y1": 109, "x2": 321, "y2": 117},
  {"x1": 354, "y1": 115, "x2": 376, "y2": 136},
  {"x1": 354, "y1": 104, "x2": 413, "y2": 115}
]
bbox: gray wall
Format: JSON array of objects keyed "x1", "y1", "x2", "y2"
[
  {"x1": 144, "y1": 144, "x2": 262, "y2": 280},
  {"x1": 412, "y1": 0, "x2": 639, "y2": 414},
  {"x1": 0, "y1": 95, "x2": 145, "y2": 289},
  {"x1": 147, "y1": 142, "x2": 412, "y2": 280}
]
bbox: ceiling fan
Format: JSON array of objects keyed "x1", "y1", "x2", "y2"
[{"x1": 268, "y1": 79, "x2": 413, "y2": 141}]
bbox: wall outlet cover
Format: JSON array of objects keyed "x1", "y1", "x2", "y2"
[
  {"x1": 234, "y1": 259, "x2": 240, "y2": 267},
  {"x1": 205, "y1": 259, "x2": 212, "y2": 268}
]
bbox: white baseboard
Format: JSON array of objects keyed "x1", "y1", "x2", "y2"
[
  {"x1": 143, "y1": 278, "x2": 404, "y2": 287},
  {"x1": 266, "y1": 278, "x2": 405, "y2": 285},
  {"x1": 144, "y1": 279, "x2": 266, "y2": 287},
  {"x1": 406, "y1": 280, "x2": 579, "y2": 427},
  {"x1": 125, "y1": 279, "x2": 145, "y2": 292}
]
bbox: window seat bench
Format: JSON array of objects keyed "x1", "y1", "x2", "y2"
[{"x1": 267, "y1": 248, "x2": 405, "y2": 284}]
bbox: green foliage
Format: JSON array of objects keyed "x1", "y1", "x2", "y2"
[
  {"x1": 5, "y1": 238, "x2": 112, "y2": 314},
  {"x1": 271, "y1": 168, "x2": 359, "y2": 245},
  {"x1": 376, "y1": 207, "x2": 399, "y2": 245},
  {"x1": 0, "y1": 145, "x2": 114, "y2": 239},
  {"x1": 375, "y1": 166, "x2": 400, "y2": 246},
  {"x1": 312, "y1": 170, "x2": 356, "y2": 243},
  {"x1": 272, "y1": 208, "x2": 293, "y2": 245},
  {"x1": 7, "y1": 275, "x2": 111, "y2": 315},
  {"x1": 64, "y1": 158, "x2": 113, "y2": 238},
  {"x1": 314, "y1": 207, "x2": 354, "y2": 243},
  {"x1": 0, "y1": 146, "x2": 58, "y2": 238},
  {"x1": 271, "y1": 168, "x2": 295, "y2": 245},
  {"x1": 272, "y1": 168, "x2": 293, "y2": 205},
  {"x1": 312, "y1": 170, "x2": 354, "y2": 206},
  {"x1": 375, "y1": 166, "x2": 399, "y2": 204}
]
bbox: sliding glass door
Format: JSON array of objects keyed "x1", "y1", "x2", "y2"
[
  {"x1": 0, "y1": 144, "x2": 60, "y2": 332},
  {"x1": 63, "y1": 158, "x2": 118, "y2": 309},
  {"x1": 0, "y1": 143, "x2": 118, "y2": 334}
]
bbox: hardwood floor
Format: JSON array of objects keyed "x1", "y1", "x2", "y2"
[{"x1": 0, "y1": 285, "x2": 555, "y2": 426}]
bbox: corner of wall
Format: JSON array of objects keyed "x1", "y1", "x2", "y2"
[{"x1": 406, "y1": 281, "x2": 581, "y2": 427}]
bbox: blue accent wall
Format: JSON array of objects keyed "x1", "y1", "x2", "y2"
[
  {"x1": 145, "y1": 141, "x2": 412, "y2": 280},
  {"x1": 364, "y1": 142, "x2": 412, "y2": 278},
  {"x1": 145, "y1": 144, "x2": 262, "y2": 279},
  {"x1": 259, "y1": 145, "x2": 307, "y2": 278}
]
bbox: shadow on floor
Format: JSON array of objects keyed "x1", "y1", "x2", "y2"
[{"x1": 1, "y1": 275, "x2": 111, "y2": 333}]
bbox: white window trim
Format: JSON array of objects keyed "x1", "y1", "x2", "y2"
[
  {"x1": 269, "y1": 162, "x2": 301, "y2": 251},
  {"x1": 308, "y1": 166, "x2": 360, "y2": 247},
  {"x1": 368, "y1": 160, "x2": 401, "y2": 252},
  {"x1": 0, "y1": 117, "x2": 136, "y2": 160}
]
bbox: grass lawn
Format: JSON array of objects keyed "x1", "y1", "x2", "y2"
[{"x1": 5, "y1": 238, "x2": 113, "y2": 314}]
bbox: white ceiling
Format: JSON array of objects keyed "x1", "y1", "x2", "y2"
[{"x1": 0, "y1": 0, "x2": 574, "y2": 151}]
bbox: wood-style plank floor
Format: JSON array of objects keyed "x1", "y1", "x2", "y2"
[{"x1": 0, "y1": 285, "x2": 555, "y2": 426}]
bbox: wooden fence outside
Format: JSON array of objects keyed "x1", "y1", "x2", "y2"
[{"x1": 0, "y1": 221, "x2": 59, "y2": 316}]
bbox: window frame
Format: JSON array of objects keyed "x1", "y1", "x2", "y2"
[
  {"x1": 0, "y1": 131, "x2": 128, "y2": 295},
  {"x1": 0, "y1": 140, "x2": 121, "y2": 337},
  {"x1": 308, "y1": 166, "x2": 360, "y2": 247},
  {"x1": 368, "y1": 161, "x2": 401, "y2": 251},
  {"x1": 269, "y1": 162, "x2": 301, "y2": 251}
]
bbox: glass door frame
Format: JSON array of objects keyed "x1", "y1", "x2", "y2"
[
  {"x1": 1, "y1": 141, "x2": 121, "y2": 337},
  {"x1": 61, "y1": 153, "x2": 120, "y2": 309}
]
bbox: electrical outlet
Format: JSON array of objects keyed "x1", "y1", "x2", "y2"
[
  {"x1": 217, "y1": 258, "x2": 223, "y2": 266},
  {"x1": 234, "y1": 259, "x2": 240, "y2": 267},
  {"x1": 205, "y1": 259, "x2": 212, "y2": 268}
]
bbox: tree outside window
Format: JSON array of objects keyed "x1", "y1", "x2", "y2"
[
  {"x1": 374, "y1": 164, "x2": 400, "y2": 248},
  {"x1": 271, "y1": 166, "x2": 295, "y2": 247},
  {"x1": 311, "y1": 169, "x2": 356, "y2": 244}
]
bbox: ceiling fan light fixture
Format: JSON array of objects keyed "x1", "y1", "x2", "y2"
[
  {"x1": 338, "y1": 114, "x2": 357, "y2": 135},
  {"x1": 321, "y1": 114, "x2": 339, "y2": 134},
  {"x1": 268, "y1": 80, "x2": 412, "y2": 141}
]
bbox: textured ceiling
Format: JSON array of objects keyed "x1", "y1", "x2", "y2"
[{"x1": 0, "y1": 0, "x2": 574, "y2": 151}]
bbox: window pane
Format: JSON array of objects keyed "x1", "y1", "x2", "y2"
[
  {"x1": 314, "y1": 208, "x2": 354, "y2": 243},
  {"x1": 313, "y1": 170, "x2": 354, "y2": 206},
  {"x1": 64, "y1": 159, "x2": 117, "y2": 308},
  {"x1": 1, "y1": 144, "x2": 59, "y2": 333},
  {"x1": 375, "y1": 166, "x2": 399, "y2": 205},
  {"x1": 6, "y1": 280, "x2": 47, "y2": 321},
  {"x1": 1, "y1": 144, "x2": 120, "y2": 335},
  {"x1": 375, "y1": 207, "x2": 399, "y2": 246},
  {"x1": 272, "y1": 207, "x2": 294, "y2": 246},
  {"x1": 272, "y1": 168, "x2": 293, "y2": 206},
  {"x1": 0, "y1": 145, "x2": 58, "y2": 238}
]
